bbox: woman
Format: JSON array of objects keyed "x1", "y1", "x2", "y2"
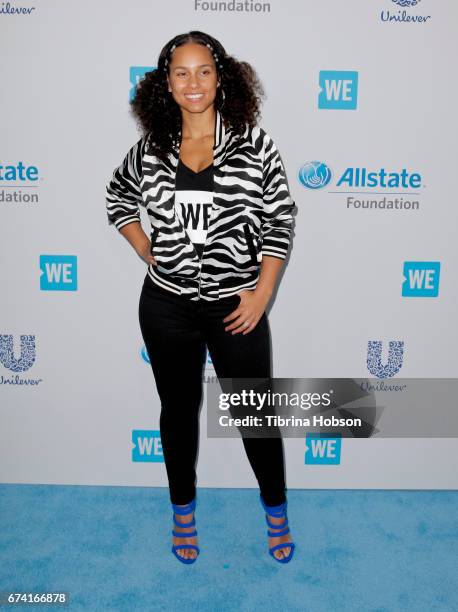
[{"x1": 106, "y1": 31, "x2": 296, "y2": 564}]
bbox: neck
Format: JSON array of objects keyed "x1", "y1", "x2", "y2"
[{"x1": 180, "y1": 106, "x2": 216, "y2": 141}]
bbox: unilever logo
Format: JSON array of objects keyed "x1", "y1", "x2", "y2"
[
  {"x1": 367, "y1": 341, "x2": 404, "y2": 378},
  {"x1": 0, "y1": 2, "x2": 36, "y2": 15},
  {"x1": 391, "y1": 0, "x2": 420, "y2": 6},
  {"x1": 298, "y1": 162, "x2": 332, "y2": 190},
  {"x1": 0, "y1": 334, "x2": 43, "y2": 386},
  {"x1": 381, "y1": 0, "x2": 430, "y2": 22}
]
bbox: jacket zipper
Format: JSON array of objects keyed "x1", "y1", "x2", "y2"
[
  {"x1": 197, "y1": 204, "x2": 217, "y2": 300},
  {"x1": 197, "y1": 256, "x2": 203, "y2": 299}
]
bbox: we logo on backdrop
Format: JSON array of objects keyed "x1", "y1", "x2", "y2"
[
  {"x1": 129, "y1": 66, "x2": 155, "y2": 102},
  {"x1": 132, "y1": 430, "x2": 164, "y2": 463},
  {"x1": 402, "y1": 261, "x2": 440, "y2": 297},
  {"x1": 305, "y1": 433, "x2": 342, "y2": 465},
  {"x1": 39, "y1": 255, "x2": 77, "y2": 291},
  {"x1": 318, "y1": 71, "x2": 358, "y2": 110},
  {"x1": 140, "y1": 343, "x2": 216, "y2": 382}
]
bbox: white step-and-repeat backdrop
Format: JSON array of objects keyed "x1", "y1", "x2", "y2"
[{"x1": 1, "y1": 0, "x2": 457, "y2": 489}]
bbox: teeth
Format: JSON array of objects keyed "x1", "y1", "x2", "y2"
[{"x1": 185, "y1": 94, "x2": 204, "y2": 99}]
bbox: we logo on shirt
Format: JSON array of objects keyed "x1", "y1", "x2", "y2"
[
  {"x1": 175, "y1": 189, "x2": 213, "y2": 244},
  {"x1": 179, "y1": 201, "x2": 213, "y2": 230}
]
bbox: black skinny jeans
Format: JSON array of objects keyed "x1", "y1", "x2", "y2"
[{"x1": 138, "y1": 274, "x2": 287, "y2": 507}]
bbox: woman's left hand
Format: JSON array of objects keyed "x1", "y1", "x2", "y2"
[{"x1": 223, "y1": 289, "x2": 271, "y2": 335}]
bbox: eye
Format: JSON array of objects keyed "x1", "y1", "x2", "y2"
[{"x1": 176, "y1": 72, "x2": 186, "y2": 77}]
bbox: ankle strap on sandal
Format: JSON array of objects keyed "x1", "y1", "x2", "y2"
[
  {"x1": 260, "y1": 494, "x2": 287, "y2": 516},
  {"x1": 172, "y1": 497, "x2": 196, "y2": 515}
]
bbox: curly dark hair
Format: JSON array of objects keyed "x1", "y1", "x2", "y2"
[{"x1": 130, "y1": 30, "x2": 265, "y2": 162}]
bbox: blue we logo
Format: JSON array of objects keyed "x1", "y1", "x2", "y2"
[
  {"x1": 402, "y1": 261, "x2": 440, "y2": 297},
  {"x1": 305, "y1": 433, "x2": 341, "y2": 465},
  {"x1": 129, "y1": 66, "x2": 155, "y2": 102},
  {"x1": 318, "y1": 70, "x2": 358, "y2": 109},
  {"x1": 39, "y1": 255, "x2": 77, "y2": 291},
  {"x1": 132, "y1": 430, "x2": 164, "y2": 463}
]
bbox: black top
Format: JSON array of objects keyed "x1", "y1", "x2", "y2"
[{"x1": 174, "y1": 159, "x2": 214, "y2": 259}]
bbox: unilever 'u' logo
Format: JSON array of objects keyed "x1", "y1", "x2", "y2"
[
  {"x1": 367, "y1": 341, "x2": 404, "y2": 378},
  {"x1": 391, "y1": 0, "x2": 421, "y2": 6},
  {"x1": 298, "y1": 162, "x2": 332, "y2": 190},
  {"x1": 0, "y1": 335, "x2": 36, "y2": 372}
]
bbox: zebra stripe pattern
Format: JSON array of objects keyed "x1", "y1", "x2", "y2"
[{"x1": 106, "y1": 110, "x2": 296, "y2": 301}]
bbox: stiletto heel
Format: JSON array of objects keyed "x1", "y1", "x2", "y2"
[
  {"x1": 260, "y1": 495, "x2": 295, "y2": 563},
  {"x1": 171, "y1": 497, "x2": 200, "y2": 564}
]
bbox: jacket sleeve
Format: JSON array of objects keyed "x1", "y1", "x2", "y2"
[
  {"x1": 105, "y1": 135, "x2": 147, "y2": 230},
  {"x1": 260, "y1": 131, "x2": 296, "y2": 260}
]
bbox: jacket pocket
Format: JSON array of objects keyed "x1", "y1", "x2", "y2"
[
  {"x1": 150, "y1": 227, "x2": 160, "y2": 255},
  {"x1": 243, "y1": 223, "x2": 258, "y2": 267}
]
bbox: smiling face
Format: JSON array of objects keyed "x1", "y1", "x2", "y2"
[{"x1": 166, "y1": 42, "x2": 220, "y2": 115}]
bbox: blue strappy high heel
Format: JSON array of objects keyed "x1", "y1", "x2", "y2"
[
  {"x1": 260, "y1": 495, "x2": 295, "y2": 563},
  {"x1": 171, "y1": 497, "x2": 200, "y2": 564}
]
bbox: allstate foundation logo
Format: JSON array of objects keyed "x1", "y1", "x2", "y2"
[
  {"x1": 402, "y1": 261, "x2": 440, "y2": 297},
  {"x1": 0, "y1": 334, "x2": 43, "y2": 386},
  {"x1": 298, "y1": 162, "x2": 332, "y2": 190},
  {"x1": 132, "y1": 430, "x2": 164, "y2": 462},
  {"x1": 0, "y1": 161, "x2": 38, "y2": 181},
  {"x1": 367, "y1": 341, "x2": 404, "y2": 378},
  {"x1": 0, "y1": 161, "x2": 40, "y2": 205},
  {"x1": 298, "y1": 162, "x2": 423, "y2": 211}
]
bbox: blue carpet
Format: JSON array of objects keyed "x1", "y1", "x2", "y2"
[{"x1": 0, "y1": 485, "x2": 457, "y2": 611}]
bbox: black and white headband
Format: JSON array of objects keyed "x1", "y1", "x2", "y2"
[{"x1": 164, "y1": 42, "x2": 223, "y2": 71}]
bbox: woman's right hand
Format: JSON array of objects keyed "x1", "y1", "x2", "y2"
[
  {"x1": 136, "y1": 241, "x2": 157, "y2": 266},
  {"x1": 118, "y1": 222, "x2": 157, "y2": 266}
]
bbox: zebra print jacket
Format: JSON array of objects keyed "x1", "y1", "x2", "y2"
[{"x1": 105, "y1": 109, "x2": 296, "y2": 301}]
